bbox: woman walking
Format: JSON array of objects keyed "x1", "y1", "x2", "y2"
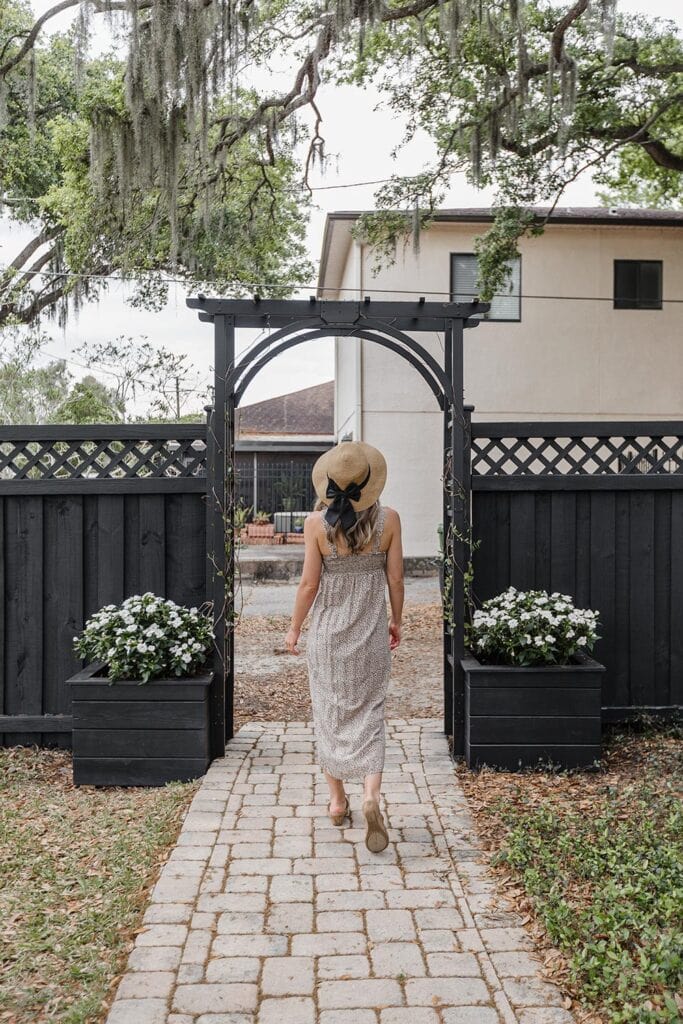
[{"x1": 284, "y1": 440, "x2": 404, "y2": 853}]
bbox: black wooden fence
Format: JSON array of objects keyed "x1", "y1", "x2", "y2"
[
  {"x1": 0, "y1": 426, "x2": 208, "y2": 746},
  {"x1": 1, "y1": 418, "x2": 681, "y2": 745},
  {"x1": 471, "y1": 419, "x2": 683, "y2": 719}
]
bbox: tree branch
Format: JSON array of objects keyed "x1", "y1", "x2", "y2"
[
  {"x1": 0, "y1": 0, "x2": 81, "y2": 77},
  {"x1": 1, "y1": 224, "x2": 61, "y2": 276},
  {"x1": 550, "y1": 0, "x2": 588, "y2": 62}
]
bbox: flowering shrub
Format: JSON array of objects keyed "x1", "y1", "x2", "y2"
[
  {"x1": 468, "y1": 587, "x2": 599, "y2": 667},
  {"x1": 74, "y1": 593, "x2": 213, "y2": 683}
]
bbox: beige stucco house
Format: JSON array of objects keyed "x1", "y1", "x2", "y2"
[{"x1": 317, "y1": 207, "x2": 683, "y2": 555}]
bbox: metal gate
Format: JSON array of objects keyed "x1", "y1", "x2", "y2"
[{"x1": 187, "y1": 298, "x2": 488, "y2": 759}]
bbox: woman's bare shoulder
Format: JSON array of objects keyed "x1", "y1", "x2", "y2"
[{"x1": 381, "y1": 506, "x2": 401, "y2": 527}]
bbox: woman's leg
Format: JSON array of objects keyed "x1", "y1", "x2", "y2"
[
  {"x1": 324, "y1": 769, "x2": 347, "y2": 814},
  {"x1": 362, "y1": 771, "x2": 388, "y2": 852},
  {"x1": 363, "y1": 771, "x2": 382, "y2": 804}
]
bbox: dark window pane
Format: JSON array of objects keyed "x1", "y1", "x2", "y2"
[
  {"x1": 614, "y1": 260, "x2": 662, "y2": 310},
  {"x1": 614, "y1": 261, "x2": 638, "y2": 308},
  {"x1": 639, "y1": 262, "x2": 662, "y2": 308}
]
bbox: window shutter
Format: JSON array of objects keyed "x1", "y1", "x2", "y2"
[
  {"x1": 490, "y1": 258, "x2": 521, "y2": 320},
  {"x1": 452, "y1": 255, "x2": 479, "y2": 303},
  {"x1": 451, "y1": 253, "x2": 521, "y2": 320}
]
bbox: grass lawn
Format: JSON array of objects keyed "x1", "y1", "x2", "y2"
[
  {"x1": 0, "y1": 746, "x2": 198, "y2": 1024},
  {"x1": 458, "y1": 725, "x2": 683, "y2": 1024}
]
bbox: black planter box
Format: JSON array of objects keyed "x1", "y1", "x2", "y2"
[
  {"x1": 67, "y1": 661, "x2": 213, "y2": 786},
  {"x1": 462, "y1": 651, "x2": 605, "y2": 770}
]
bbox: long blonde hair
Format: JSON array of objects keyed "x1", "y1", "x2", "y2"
[{"x1": 313, "y1": 497, "x2": 380, "y2": 554}]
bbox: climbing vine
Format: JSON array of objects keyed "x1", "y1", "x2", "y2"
[
  {"x1": 205, "y1": 403, "x2": 244, "y2": 677},
  {"x1": 441, "y1": 400, "x2": 479, "y2": 639}
]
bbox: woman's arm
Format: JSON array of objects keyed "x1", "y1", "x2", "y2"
[
  {"x1": 385, "y1": 508, "x2": 404, "y2": 650},
  {"x1": 285, "y1": 513, "x2": 323, "y2": 655}
]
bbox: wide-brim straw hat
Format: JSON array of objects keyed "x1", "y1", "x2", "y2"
[{"x1": 312, "y1": 440, "x2": 387, "y2": 512}]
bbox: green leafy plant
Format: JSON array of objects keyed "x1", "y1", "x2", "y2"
[
  {"x1": 468, "y1": 587, "x2": 600, "y2": 666},
  {"x1": 73, "y1": 593, "x2": 213, "y2": 683},
  {"x1": 495, "y1": 783, "x2": 683, "y2": 1023},
  {"x1": 252, "y1": 509, "x2": 271, "y2": 524},
  {"x1": 234, "y1": 498, "x2": 253, "y2": 535}
]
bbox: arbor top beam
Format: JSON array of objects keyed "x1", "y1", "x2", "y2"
[{"x1": 186, "y1": 296, "x2": 489, "y2": 330}]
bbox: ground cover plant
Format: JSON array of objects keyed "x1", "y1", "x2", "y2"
[
  {"x1": 0, "y1": 747, "x2": 198, "y2": 1023},
  {"x1": 458, "y1": 725, "x2": 683, "y2": 1024}
]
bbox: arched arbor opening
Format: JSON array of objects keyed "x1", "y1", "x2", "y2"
[{"x1": 187, "y1": 297, "x2": 489, "y2": 761}]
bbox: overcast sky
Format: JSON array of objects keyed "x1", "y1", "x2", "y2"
[{"x1": 1, "y1": 0, "x2": 680, "y2": 414}]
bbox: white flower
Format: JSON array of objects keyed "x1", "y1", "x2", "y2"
[
  {"x1": 508, "y1": 618, "x2": 518, "y2": 629},
  {"x1": 544, "y1": 634, "x2": 554, "y2": 644},
  {"x1": 577, "y1": 636, "x2": 588, "y2": 645},
  {"x1": 523, "y1": 634, "x2": 531, "y2": 644},
  {"x1": 181, "y1": 652, "x2": 192, "y2": 663},
  {"x1": 566, "y1": 629, "x2": 575, "y2": 638}
]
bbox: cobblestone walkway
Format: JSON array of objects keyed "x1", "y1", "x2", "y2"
[{"x1": 106, "y1": 720, "x2": 576, "y2": 1024}]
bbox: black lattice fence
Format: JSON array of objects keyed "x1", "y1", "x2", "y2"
[
  {"x1": 0, "y1": 426, "x2": 330, "y2": 746},
  {"x1": 472, "y1": 423, "x2": 683, "y2": 476},
  {"x1": 0, "y1": 426, "x2": 209, "y2": 747},
  {"x1": 471, "y1": 420, "x2": 683, "y2": 719},
  {"x1": 0, "y1": 428, "x2": 208, "y2": 482}
]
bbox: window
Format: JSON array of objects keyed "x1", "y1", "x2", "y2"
[
  {"x1": 614, "y1": 260, "x2": 662, "y2": 310},
  {"x1": 450, "y1": 253, "x2": 521, "y2": 321}
]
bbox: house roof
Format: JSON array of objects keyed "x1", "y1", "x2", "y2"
[
  {"x1": 237, "y1": 380, "x2": 334, "y2": 437},
  {"x1": 318, "y1": 206, "x2": 683, "y2": 294}
]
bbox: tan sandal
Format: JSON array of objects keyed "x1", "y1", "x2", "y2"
[
  {"x1": 329, "y1": 794, "x2": 351, "y2": 826},
  {"x1": 363, "y1": 798, "x2": 389, "y2": 853}
]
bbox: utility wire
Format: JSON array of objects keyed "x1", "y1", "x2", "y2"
[
  {"x1": 0, "y1": 176, "x2": 393, "y2": 207},
  {"x1": 7, "y1": 268, "x2": 683, "y2": 303}
]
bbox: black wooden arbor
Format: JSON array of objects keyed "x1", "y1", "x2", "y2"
[{"x1": 187, "y1": 297, "x2": 489, "y2": 760}]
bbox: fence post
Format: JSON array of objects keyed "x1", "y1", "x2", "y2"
[{"x1": 448, "y1": 317, "x2": 466, "y2": 755}]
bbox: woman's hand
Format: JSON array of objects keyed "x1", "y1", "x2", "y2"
[
  {"x1": 389, "y1": 619, "x2": 401, "y2": 650},
  {"x1": 285, "y1": 626, "x2": 301, "y2": 655}
]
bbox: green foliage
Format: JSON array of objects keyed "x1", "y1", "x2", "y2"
[
  {"x1": 344, "y1": 3, "x2": 682, "y2": 294},
  {"x1": 0, "y1": 1, "x2": 313, "y2": 328},
  {"x1": 595, "y1": 120, "x2": 683, "y2": 210},
  {"x1": 0, "y1": 328, "x2": 72, "y2": 423},
  {"x1": 54, "y1": 374, "x2": 124, "y2": 424},
  {"x1": 2, "y1": 0, "x2": 680, "y2": 314},
  {"x1": 495, "y1": 782, "x2": 683, "y2": 1022}
]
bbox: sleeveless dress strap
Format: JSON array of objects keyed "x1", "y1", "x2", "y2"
[
  {"x1": 321, "y1": 510, "x2": 338, "y2": 556},
  {"x1": 372, "y1": 503, "x2": 386, "y2": 553}
]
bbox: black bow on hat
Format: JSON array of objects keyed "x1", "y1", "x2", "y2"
[{"x1": 324, "y1": 466, "x2": 371, "y2": 531}]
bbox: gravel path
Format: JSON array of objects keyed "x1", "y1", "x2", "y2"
[{"x1": 233, "y1": 579, "x2": 443, "y2": 729}]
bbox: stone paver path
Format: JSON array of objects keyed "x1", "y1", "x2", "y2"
[{"x1": 106, "y1": 720, "x2": 576, "y2": 1024}]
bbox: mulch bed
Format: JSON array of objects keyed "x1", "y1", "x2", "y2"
[
  {"x1": 456, "y1": 727, "x2": 683, "y2": 1024},
  {"x1": 233, "y1": 602, "x2": 444, "y2": 729}
]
